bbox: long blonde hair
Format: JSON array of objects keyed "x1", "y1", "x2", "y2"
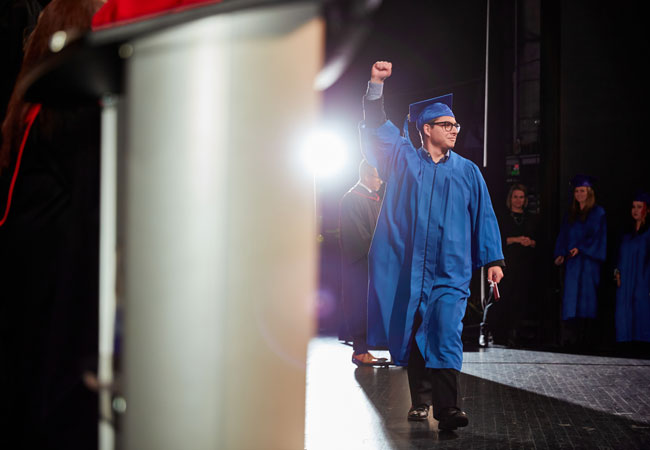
[{"x1": 569, "y1": 186, "x2": 595, "y2": 223}]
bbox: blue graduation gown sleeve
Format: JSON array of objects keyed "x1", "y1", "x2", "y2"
[
  {"x1": 359, "y1": 120, "x2": 404, "y2": 183},
  {"x1": 468, "y1": 164, "x2": 504, "y2": 269},
  {"x1": 359, "y1": 119, "x2": 411, "y2": 350}
]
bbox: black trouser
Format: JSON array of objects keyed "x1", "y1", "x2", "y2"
[
  {"x1": 341, "y1": 258, "x2": 370, "y2": 354},
  {"x1": 407, "y1": 339, "x2": 460, "y2": 420},
  {"x1": 480, "y1": 279, "x2": 508, "y2": 344}
]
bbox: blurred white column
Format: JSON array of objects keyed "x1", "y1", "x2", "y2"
[
  {"x1": 120, "y1": 3, "x2": 322, "y2": 449},
  {"x1": 99, "y1": 95, "x2": 118, "y2": 450}
]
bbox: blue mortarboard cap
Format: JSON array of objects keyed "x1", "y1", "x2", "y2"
[
  {"x1": 402, "y1": 94, "x2": 454, "y2": 144},
  {"x1": 408, "y1": 94, "x2": 454, "y2": 131},
  {"x1": 570, "y1": 174, "x2": 595, "y2": 188},
  {"x1": 633, "y1": 190, "x2": 650, "y2": 205}
]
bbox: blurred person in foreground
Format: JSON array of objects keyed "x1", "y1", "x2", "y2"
[{"x1": 0, "y1": 0, "x2": 104, "y2": 447}]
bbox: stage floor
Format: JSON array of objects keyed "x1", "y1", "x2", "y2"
[{"x1": 305, "y1": 337, "x2": 650, "y2": 449}]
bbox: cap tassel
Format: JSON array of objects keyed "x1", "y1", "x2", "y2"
[{"x1": 402, "y1": 116, "x2": 411, "y2": 142}]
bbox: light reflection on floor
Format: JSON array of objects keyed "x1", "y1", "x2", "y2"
[
  {"x1": 304, "y1": 337, "x2": 461, "y2": 450},
  {"x1": 304, "y1": 337, "x2": 395, "y2": 450},
  {"x1": 305, "y1": 336, "x2": 650, "y2": 450},
  {"x1": 462, "y1": 347, "x2": 650, "y2": 419}
]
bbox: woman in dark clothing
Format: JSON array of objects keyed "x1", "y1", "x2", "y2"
[
  {"x1": 0, "y1": 0, "x2": 104, "y2": 447},
  {"x1": 480, "y1": 184, "x2": 539, "y2": 347}
]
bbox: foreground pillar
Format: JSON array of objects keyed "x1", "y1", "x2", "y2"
[{"x1": 120, "y1": 3, "x2": 322, "y2": 449}]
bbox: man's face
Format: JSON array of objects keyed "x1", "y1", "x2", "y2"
[
  {"x1": 510, "y1": 190, "x2": 526, "y2": 211},
  {"x1": 424, "y1": 115, "x2": 458, "y2": 149},
  {"x1": 574, "y1": 186, "x2": 588, "y2": 204},
  {"x1": 631, "y1": 201, "x2": 648, "y2": 222},
  {"x1": 364, "y1": 168, "x2": 383, "y2": 192}
]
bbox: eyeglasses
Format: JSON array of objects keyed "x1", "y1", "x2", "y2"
[{"x1": 428, "y1": 121, "x2": 461, "y2": 132}]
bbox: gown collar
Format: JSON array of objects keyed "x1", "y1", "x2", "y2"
[{"x1": 419, "y1": 147, "x2": 451, "y2": 164}]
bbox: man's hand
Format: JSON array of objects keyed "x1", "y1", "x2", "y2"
[
  {"x1": 568, "y1": 247, "x2": 579, "y2": 258},
  {"x1": 554, "y1": 255, "x2": 564, "y2": 266},
  {"x1": 487, "y1": 266, "x2": 504, "y2": 284},
  {"x1": 371, "y1": 61, "x2": 392, "y2": 84}
]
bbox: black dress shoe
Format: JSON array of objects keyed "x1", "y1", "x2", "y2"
[
  {"x1": 436, "y1": 408, "x2": 468, "y2": 431},
  {"x1": 407, "y1": 404, "x2": 430, "y2": 421}
]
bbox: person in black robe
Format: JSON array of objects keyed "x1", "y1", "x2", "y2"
[
  {"x1": 0, "y1": 0, "x2": 104, "y2": 447},
  {"x1": 339, "y1": 159, "x2": 385, "y2": 366},
  {"x1": 480, "y1": 184, "x2": 539, "y2": 347}
]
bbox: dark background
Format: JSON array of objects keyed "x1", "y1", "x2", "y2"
[{"x1": 315, "y1": 0, "x2": 650, "y2": 350}]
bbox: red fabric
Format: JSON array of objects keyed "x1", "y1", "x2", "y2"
[
  {"x1": 92, "y1": 0, "x2": 222, "y2": 29},
  {"x1": 0, "y1": 104, "x2": 42, "y2": 228},
  {"x1": 351, "y1": 190, "x2": 381, "y2": 202}
]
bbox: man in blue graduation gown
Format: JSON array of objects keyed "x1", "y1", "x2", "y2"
[{"x1": 359, "y1": 61, "x2": 504, "y2": 431}]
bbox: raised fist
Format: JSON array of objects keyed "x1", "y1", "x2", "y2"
[{"x1": 371, "y1": 61, "x2": 392, "y2": 84}]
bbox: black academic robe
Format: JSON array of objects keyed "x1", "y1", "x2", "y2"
[
  {"x1": 339, "y1": 183, "x2": 382, "y2": 352},
  {"x1": 492, "y1": 209, "x2": 539, "y2": 341},
  {"x1": 481, "y1": 210, "x2": 539, "y2": 344},
  {"x1": 0, "y1": 105, "x2": 100, "y2": 448}
]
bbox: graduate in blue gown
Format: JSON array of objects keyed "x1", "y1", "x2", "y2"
[
  {"x1": 614, "y1": 192, "x2": 650, "y2": 343},
  {"x1": 554, "y1": 175, "x2": 607, "y2": 345},
  {"x1": 359, "y1": 61, "x2": 504, "y2": 431}
]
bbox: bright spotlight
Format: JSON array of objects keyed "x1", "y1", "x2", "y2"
[{"x1": 300, "y1": 129, "x2": 348, "y2": 178}]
